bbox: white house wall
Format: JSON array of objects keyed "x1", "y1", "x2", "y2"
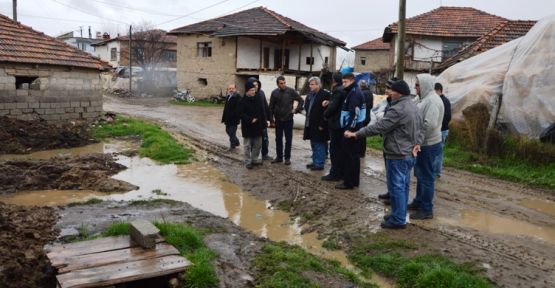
[
  {"x1": 94, "y1": 41, "x2": 121, "y2": 67},
  {"x1": 237, "y1": 36, "x2": 261, "y2": 69},
  {"x1": 413, "y1": 38, "x2": 443, "y2": 63}
]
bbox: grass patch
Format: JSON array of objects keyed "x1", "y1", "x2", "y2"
[
  {"x1": 253, "y1": 242, "x2": 376, "y2": 288},
  {"x1": 348, "y1": 234, "x2": 492, "y2": 287},
  {"x1": 102, "y1": 222, "x2": 130, "y2": 237},
  {"x1": 128, "y1": 198, "x2": 179, "y2": 206},
  {"x1": 67, "y1": 198, "x2": 103, "y2": 207},
  {"x1": 93, "y1": 116, "x2": 194, "y2": 164},
  {"x1": 170, "y1": 99, "x2": 224, "y2": 107},
  {"x1": 322, "y1": 239, "x2": 341, "y2": 251},
  {"x1": 64, "y1": 222, "x2": 98, "y2": 243},
  {"x1": 151, "y1": 189, "x2": 169, "y2": 196},
  {"x1": 276, "y1": 200, "x2": 291, "y2": 212}
]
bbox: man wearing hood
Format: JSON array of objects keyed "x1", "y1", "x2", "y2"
[
  {"x1": 247, "y1": 77, "x2": 272, "y2": 161},
  {"x1": 408, "y1": 74, "x2": 445, "y2": 220},
  {"x1": 237, "y1": 81, "x2": 267, "y2": 169},
  {"x1": 345, "y1": 80, "x2": 422, "y2": 229}
]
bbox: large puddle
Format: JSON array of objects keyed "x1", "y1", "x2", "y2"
[
  {"x1": 519, "y1": 198, "x2": 555, "y2": 218},
  {"x1": 0, "y1": 142, "x2": 393, "y2": 287}
]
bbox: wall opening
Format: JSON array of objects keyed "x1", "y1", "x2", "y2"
[
  {"x1": 15, "y1": 76, "x2": 38, "y2": 90},
  {"x1": 197, "y1": 78, "x2": 208, "y2": 86}
]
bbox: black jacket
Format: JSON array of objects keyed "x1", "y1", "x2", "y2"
[
  {"x1": 440, "y1": 94, "x2": 451, "y2": 131},
  {"x1": 237, "y1": 94, "x2": 266, "y2": 137},
  {"x1": 269, "y1": 86, "x2": 304, "y2": 122},
  {"x1": 361, "y1": 87, "x2": 374, "y2": 126},
  {"x1": 221, "y1": 92, "x2": 241, "y2": 125},
  {"x1": 324, "y1": 84, "x2": 346, "y2": 130},
  {"x1": 303, "y1": 89, "x2": 331, "y2": 141}
]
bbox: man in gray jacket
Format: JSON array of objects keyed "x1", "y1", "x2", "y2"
[
  {"x1": 408, "y1": 74, "x2": 445, "y2": 220},
  {"x1": 345, "y1": 80, "x2": 422, "y2": 229}
]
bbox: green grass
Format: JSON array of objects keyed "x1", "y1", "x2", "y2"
[
  {"x1": 102, "y1": 222, "x2": 130, "y2": 237},
  {"x1": 348, "y1": 234, "x2": 492, "y2": 288},
  {"x1": 67, "y1": 198, "x2": 103, "y2": 207},
  {"x1": 322, "y1": 239, "x2": 341, "y2": 251},
  {"x1": 253, "y1": 242, "x2": 377, "y2": 288},
  {"x1": 93, "y1": 116, "x2": 194, "y2": 164},
  {"x1": 170, "y1": 99, "x2": 224, "y2": 107},
  {"x1": 128, "y1": 198, "x2": 179, "y2": 206},
  {"x1": 365, "y1": 135, "x2": 555, "y2": 189}
]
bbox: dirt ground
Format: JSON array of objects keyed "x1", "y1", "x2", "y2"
[
  {"x1": 0, "y1": 116, "x2": 94, "y2": 154},
  {"x1": 0, "y1": 153, "x2": 138, "y2": 194},
  {"x1": 104, "y1": 96, "x2": 555, "y2": 288}
]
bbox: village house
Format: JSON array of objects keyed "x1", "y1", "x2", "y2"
[
  {"x1": 381, "y1": 6, "x2": 509, "y2": 88},
  {"x1": 0, "y1": 13, "x2": 109, "y2": 122},
  {"x1": 92, "y1": 30, "x2": 177, "y2": 70},
  {"x1": 168, "y1": 6, "x2": 346, "y2": 99},
  {"x1": 352, "y1": 37, "x2": 390, "y2": 73},
  {"x1": 56, "y1": 28, "x2": 102, "y2": 55}
]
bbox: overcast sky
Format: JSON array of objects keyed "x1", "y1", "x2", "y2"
[{"x1": 1, "y1": 0, "x2": 554, "y2": 65}]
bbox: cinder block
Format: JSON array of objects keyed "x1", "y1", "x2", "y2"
[
  {"x1": 80, "y1": 101, "x2": 90, "y2": 107},
  {"x1": 5, "y1": 103, "x2": 17, "y2": 109},
  {"x1": 16, "y1": 102, "x2": 28, "y2": 109},
  {"x1": 0, "y1": 110, "x2": 9, "y2": 116},
  {"x1": 28, "y1": 103, "x2": 40, "y2": 109},
  {"x1": 9, "y1": 109, "x2": 22, "y2": 115},
  {"x1": 130, "y1": 220, "x2": 159, "y2": 249},
  {"x1": 70, "y1": 101, "x2": 81, "y2": 108},
  {"x1": 40, "y1": 103, "x2": 50, "y2": 108}
]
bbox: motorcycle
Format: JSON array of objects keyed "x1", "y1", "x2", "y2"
[{"x1": 173, "y1": 89, "x2": 195, "y2": 103}]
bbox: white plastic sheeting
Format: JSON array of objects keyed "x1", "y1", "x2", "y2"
[{"x1": 437, "y1": 15, "x2": 555, "y2": 137}]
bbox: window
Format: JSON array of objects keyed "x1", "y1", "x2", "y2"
[
  {"x1": 263, "y1": 47, "x2": 270, "y2": 68},
  {"x1": 110, "y1": 48, "x2": 117, "y2": 61},
  {"x1": 305, "y1": 57, "x2": 314, "y2": 65},
  {"x1": 164, "y1": 50, "x2": 177, "y2": 62},
  {"x1": 360, "y1": 57, "x2": 366, "y2": 66},
  {"x1": 442, "y1": 40, "x2": 464, "y2": 59},
  {"x1": 197, "y1": 78, "x2": 208, "y2": 86},
  {"x1": 324, "y1": 56, "x2": 329, "y2": 64},
  {"x1": 197, "y1": 42, "x2": 212, "y2": 57},
  {"x1": 15, "y1": 76, "x2": 38, "y2": 90}
]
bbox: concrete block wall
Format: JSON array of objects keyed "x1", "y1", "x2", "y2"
[{"x1": 0, "y1": 64, "x2": 103, "y2": 122}]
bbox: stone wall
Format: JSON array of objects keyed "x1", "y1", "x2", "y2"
[
  {"x1": 176, "y1": 35, "x2": 237, "y2": 99},
  {"x1": 0, "y1": 64, "x2": 103, "y2": 122},
  {"x1": 354, "y1": 50, "x2": 390, "y2": 73}
]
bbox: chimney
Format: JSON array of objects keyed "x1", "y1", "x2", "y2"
[
  {"x1": 102, "y1": 32, "x2": 110, "y2": 40},
  {"x1": 96, "y1": 31, "x2": 102, "y2": 39},
  {"x1": 88, "y1": 26, "x2": 92, "y2": 39}
]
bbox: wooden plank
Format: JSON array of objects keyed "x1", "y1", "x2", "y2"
[
  {"x1": 58, "y1": 243, "x2": 179, "y2": 273},
  {"x1": 57, "y1": 255, "x2": 191, "y2": 288},
  {"x1": 46, "y1": 236, "x2": 164, "y2": 266}
]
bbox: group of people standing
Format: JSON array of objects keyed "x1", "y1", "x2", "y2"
[{"x1": 221, "y1": 72, "x2": 451, "y2": 229}]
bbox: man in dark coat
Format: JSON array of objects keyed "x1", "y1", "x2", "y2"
[
  {"x1": 433, "y1": 82, "x2": 451, "y2": 178},
  {"x1": 247, "y1": 77, "x2": 272, "y2": 161},
  {"x1": 303, "y1": 76, "x2": 330, "y2": 170},
  {"x1": 322, "y1": 72, "x2": 346, "y2": 181},
  {"x1": 221, "y1": 84, "x2": 241, "y2": 150},
  {"x1": 336, "y1": 73, "x2": 367, "y2": 189},
  {"x1": 359, "y1": 80, "x2": 374, "y2": 157},
  {"x1": 237, "y1": 81, "x2": 266, "y2": 169}
]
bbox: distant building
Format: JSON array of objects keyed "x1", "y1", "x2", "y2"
[
  {"x1": 352, "y1": 37, "x2": 390, "y2": 73},
  {"x1": 169, "y1": 6, "x2": 346, "y2": 99},
  {"x1": 0, "y1": 14, "x2": 110, "y2": 122},
  {"x1": 56, "y1": 29, "x2": 101, "y2": 55}
]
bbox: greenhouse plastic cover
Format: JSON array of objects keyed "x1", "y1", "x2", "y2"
[{"x1": 437, "y1": 15, "x2": 555, "y2": 137}]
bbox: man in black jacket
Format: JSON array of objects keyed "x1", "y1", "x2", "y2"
[
  {"x1": 303, "y1": 76, "x2": 330, "y2": 170},
  {"x1": 359, "y1": 80, "x2": 374, "y2": 157},
  {"x1": 269, "y1": 76, "x2": 304, "y2": 165},
  {"x1": 222, "y1": 84, "x2": 241, "y2": 151},
  {"x1": 247, "y1": 77, "x2": 272, "y2": 161},
  {"x1": 322, "y1": 72, "x2": 345, "y2": 181},
  {"x1": 237, "y1": 81, "x2": 266, "y2": 169},
  {"x1": 433, "y1": 82, "x2": 451, "y2": 178}
]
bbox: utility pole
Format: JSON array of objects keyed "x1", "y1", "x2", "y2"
[
  {"x1": 129, "y1": 25, "x2": 132, "y2": 94},
  {"x1": 395, "y1": 0, "x2": 406, "y2": 80},
  {"x1": 12, "y1": 0, "x2": 17, "y2": 21}
]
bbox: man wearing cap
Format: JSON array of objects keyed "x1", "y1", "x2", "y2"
[
  {"x1": 345, "y1": 80, "x2": 423, "y2": 229},
  {"x1": 378, "y1": 77, "x2": 397, "y2": 203}
]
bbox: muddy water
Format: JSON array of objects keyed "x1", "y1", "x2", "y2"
[
  {"x1": 0, "y1": 189, "x2": 106, "y2": 206},
  {"x1": 0, "y1": 143, "x2": 105, "y2": 161},
  {"x1": 439, "y1": 209, "x2": 555, "y2": 245},
  {"x1": 519, "y1": 198, "x2": 555, "y2": 218}
]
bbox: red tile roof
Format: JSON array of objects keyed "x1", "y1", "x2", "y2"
[
  {"x1": 0, "y1": 14, "x2": 109, "y2": 70},
  {"x1": 352, "y1": 37, "x2": 390, "y2": 50},
  {"x1": 384, "y1": 7, "x2": 507, "y2": 40},
  {"x1": 438, "y1": 20, "x2": 536, "y2": 70},
  {"x1": 170, "y1": 7, "x2": 346, "y2": 47}
]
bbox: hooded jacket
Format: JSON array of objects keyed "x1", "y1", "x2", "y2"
[
  {"x1": 247, "y1": 77, "x2": 271, "y2": 122},
  {"x1": 416, "y1": 74, "x2": 444, "y2": 146}
]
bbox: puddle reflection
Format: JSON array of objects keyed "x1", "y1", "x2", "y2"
[{"x1": 519, "y1": 198, "x2": 555, "y2": 218}]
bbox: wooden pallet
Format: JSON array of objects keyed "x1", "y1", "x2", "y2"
[{"x1": 46, "y1": 235, "x2": 191, "y2": 288}]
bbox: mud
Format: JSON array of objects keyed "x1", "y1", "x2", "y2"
[
  {"x1": 103, "y1": 96, "x2": 555, "y2": 287},
  {"x1": 0, "y1": 203, "x2": 59, "y2": 288},
  {"x1": 0, "y1": 153, "x2": 137, "y2": 194},
  {"x1": 0, "y1": 116, "x2": 94, "y2": 155}
]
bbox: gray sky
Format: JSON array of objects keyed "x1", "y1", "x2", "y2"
[{"x1": 2, "y1": 0, "x2": 554, "y2": 65}]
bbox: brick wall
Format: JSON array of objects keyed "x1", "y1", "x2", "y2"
[
  {"x1": 176, "y1": 35, "x2": 237, "y2": 99},
  {"x1": 0, "y1": 64, "x2": 103, "y2": 122}
]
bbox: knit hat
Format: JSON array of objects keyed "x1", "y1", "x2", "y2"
[
  {"x1": 332, "y1": 72, "x2": 342, "y2": 84},
  {"x1": 390, "y1": 80, "x2": 410, "y2": 95},
  {"x1": 385, "y1": 77, "x2": 398, "y2": 88},
  {"x1": 245, "y1": 81, "x2": 256, "y2": 92}
]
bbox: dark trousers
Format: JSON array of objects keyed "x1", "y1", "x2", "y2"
[
  {"x1": 328, "y1": 129, "x2": 344, "y2": 178},
  {"x1": 341, "y1": 135, "x2": 361, "y2": 187},
  {"x1": 225, "y1": 125, "x2": 240, "y2": 148},
  {"x1": 262, "y1": 128, "x2": 269, "y2": 157},
  {"x1": 275, "y1": 119, "x2": 294, "y2": 160},
  {"x1": 359, "y1": 136, "x2": 367, "y2": 157}
]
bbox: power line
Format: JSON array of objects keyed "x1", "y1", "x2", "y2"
[
  {"x1": 19, "y1": 13, "x2": 112, "y2": 25},
  {"x1": 222, "y1": 0, "x2": 262, "y2": 15},
  {"x1": 49, "y1": 0, "x2": 127, "y2": 25},
  {"x1": 154, "y1": 0, "x2": 233, "y2": 27},
  {"x1": 88, "y1": 0, "x2": 181, "y2": 17}
]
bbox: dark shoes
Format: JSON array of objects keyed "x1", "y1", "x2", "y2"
[
  {"x1": 284, "y1": 159, "x2": 291, "y2": 165},
  {"x1": 310, "y1": 166, "x2": 324, "y2": 171},
  {"x1": 306, "y1": 163, "x2": 314, "y2": 169},
  {"x1": 382, "y1": 198, "x2": 391, "y2": 206},
  {"x1": 380, "y1": 221, "x2": 406, "y2": 229},
  {"x1": 408, "y1": 201, "x2": 421, "y2": 211},
  {"x1": 410, "y1": 210, "x2": 433, "y2": 220},
  {"x1": 245, "y1": 163, "x2": 253, "y2": 169},
  {"x1": 321, "y1": 174, "x2": 341, "y2": 181},
  {"x1": 262, "y1": 155, "x2": 273, "y2": 161},
  {"x1": 378, "y1": 193, "x2": 390, "y2": 200},
  {"x1": 271, "y1": 158, "x2": 283, "y2": 164},
  {"x1": 335, "y1": 183, "x2": 354, "y2": 190},
  {"x1": 252, "y1": 161, "x2": 262, "y2": 166}
]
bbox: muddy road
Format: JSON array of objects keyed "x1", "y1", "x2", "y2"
[{"x1": 104, "y1": 96, "x2": 555, "y2": 287}]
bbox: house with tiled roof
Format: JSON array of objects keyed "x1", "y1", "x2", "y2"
[
  {"x1": 352, "y1": 37, "x2": 390, "y2": 73},
  {"x1": 380, "y1": 6, "x2": 508, "y2": 85},
  {"x1": 436, "y1": 20, "x2": 537, "y2": 71},
  {"x1": 169, "y1": 6, "x2": 346, "y2": 98},
  {"x1": 0, "y1": 13, "x2": 109, "y2": 122}
]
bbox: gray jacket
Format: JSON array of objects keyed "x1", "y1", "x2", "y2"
[
  {"x1": 355, "y1": 95, "x2": 423, "y2": 159},
  {"x1": 416, "y1": 74, "x2": 444, "y2": 146}
]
